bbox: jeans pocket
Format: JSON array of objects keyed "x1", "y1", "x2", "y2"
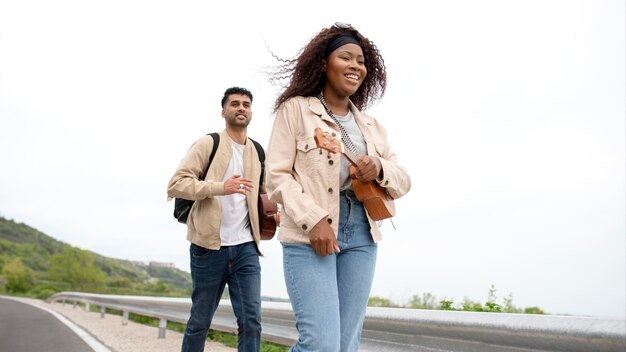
[{"x1": 190, "y1": 243, "x2": 212, "y2": 257}]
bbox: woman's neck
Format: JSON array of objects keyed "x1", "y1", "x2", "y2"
[{"x1": 321, "y1": 91, "x2": 350, "y2": 116}]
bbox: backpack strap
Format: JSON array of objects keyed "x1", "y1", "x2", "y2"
[
  {"x1": 249, "y1": 138, "x2": 265, "y2": 187},
  {"x1": 202, "y1": 133, "x2": 263, "y2": 185},
  {"x1": 200, "y1": 132, "x2": 220, "y2": 180}
]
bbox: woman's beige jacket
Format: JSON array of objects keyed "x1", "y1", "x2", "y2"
[{"x1": 266, "y1": 96, "x2": 411, "y2": 244}]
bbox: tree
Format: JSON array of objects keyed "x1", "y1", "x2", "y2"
[
  {"x1": 439, "y1": 300, "x2": 455, "y2": 310},
  {"x1": 524, "y1": 306, "x2": 546, "y2": 315},
  {"x1": 461, "y1": 297, "x2": 484, "y2": 312},
  {"x1": 503, "y1": 293, "x2": 522, "y2": 313},
  {"x1": 407, "y1": 292, "x2": 437, "y2": 309},
  {"x1": 49, "y1": 246, "x2": 105, "y2": 290},
  {"x1": 483, "y1": 284, "x2": 502, "y2": 312},
  {"x1": 3, "y1": 258, "x2": 34, "y2": 293},
  {"x1": 368, "y1": 296, "x2": 394, "y2": 307},
  {"x1": 143, "y1": 280, "x2": 171, "y2": 293}
]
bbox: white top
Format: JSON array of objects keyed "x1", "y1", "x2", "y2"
[
  {"x1": 335, "y1": 110, "x2": 367, "y2": 191},
  {"x1": 219, "y1": 141, "x2": 253, "y2": 245}
]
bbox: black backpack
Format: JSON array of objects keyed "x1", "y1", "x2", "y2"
[{"x1": 173, "y1": 133, "x2": 265, "y2": 224}]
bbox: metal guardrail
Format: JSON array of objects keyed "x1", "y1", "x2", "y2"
[{"x1": 48, "y1": 292, "x2": 626, "y2": 352}]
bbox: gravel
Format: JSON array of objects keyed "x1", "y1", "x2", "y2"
[{"x1": 20, "y1": 297, "x2": 236, "y2": 352}]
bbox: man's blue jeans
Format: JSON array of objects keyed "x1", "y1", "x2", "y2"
[
  {"x1": 181, "y1": 241, "x2": 261, "y2": 352},
  {"x1": 282, "y1": 190, "x2": 378, "y2": 352}
]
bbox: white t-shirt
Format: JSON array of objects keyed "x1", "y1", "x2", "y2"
[
  {"x1": 219, "y1": 141, "x2": 253, "y2": 245},
  {"x1": 335, "y1": 111, "x2": 367, "y2": 191}
]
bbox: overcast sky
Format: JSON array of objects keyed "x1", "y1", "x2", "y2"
[{"x1": 1, "y1": 0, "x2": 624, "y2": 318}]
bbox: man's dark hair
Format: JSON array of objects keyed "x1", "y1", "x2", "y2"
[{"x1": 221, "y1": 87, "x2": 253, "y2": 108}]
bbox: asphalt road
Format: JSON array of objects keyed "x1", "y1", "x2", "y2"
[{"x1": 0, "y1": 297, "x2": 101, "y2": 352}]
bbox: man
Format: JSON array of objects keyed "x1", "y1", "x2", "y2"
[{"x1": 167, "y1": 87, "x2": 264, "y2": 352}]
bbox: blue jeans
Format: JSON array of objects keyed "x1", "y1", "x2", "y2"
[
  {"x1": 182, "y1": 241, "x2": 261, "y2": 352},
  {"x1": 282, "y1": 190, "x2": 378, "y2": 352}
]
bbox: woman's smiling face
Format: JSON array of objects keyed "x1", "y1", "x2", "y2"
[{"x1": 324, "y1": 43, "x2": 367, "y2": 98}]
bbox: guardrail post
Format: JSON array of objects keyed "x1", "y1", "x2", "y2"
[
  {"x1": 72, "y1": 301, "x2": 77, "y2": 309},
  {"x1": 85, "y1": 302, "x2": 90, "y2": 312},
  {"x1": 100, "y1": 306, "x2": 106, "y2": 318},
  {"x1": 158, "y1": 318, "x2": 167, "y2": 339},
  {"x1": 122, "y1": 311, "x2": 129, "y2": 326}
]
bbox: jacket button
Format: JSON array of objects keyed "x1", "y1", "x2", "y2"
[
  {"x1": 305, "y1": 144, "x2": 309, "y2": 150},
  {"x1": 302, "y1": 224, "x2": 307, "y2": 230},
  {"x1": 328, "y1": 160, "x2": 334, "y2": 165},
  {"x1": 328, "y1": 188, "x2": 333, "y2": 193},
  {"x1": 327, "y1": 218, "x2": 332, "y2": 224},
  {"x1": 384, "y1": 180, "x2": 389, "y2": 186}
]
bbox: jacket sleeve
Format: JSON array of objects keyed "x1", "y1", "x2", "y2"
[
  {"x1": 266, "y1": 99, "x2": 328, "y2": 234},
  {"x1": 370, "y1": 120, "x2": 412, "y2": 200},
  {"x1": 167, "y1": 136, "x2": 226, "y2": 201}
]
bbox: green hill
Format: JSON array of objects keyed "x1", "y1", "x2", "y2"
[
  {"x1": 0, "y1": 216, "x2": 191, "y2": 297},
  {"x1": 0, "y1": 216, "x2": 544, "y2": 314}
]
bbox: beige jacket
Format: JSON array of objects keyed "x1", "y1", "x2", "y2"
[
  {"x1": 266, "y1": 96, "x2": 411, "y2": 244},
  {"x1": 167, "y1": 131, "x2": 265, "y2": 251}
]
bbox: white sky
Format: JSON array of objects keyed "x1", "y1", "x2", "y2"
[{"x1": 1, "y1": 0, "x2": 624, "y2": 318}]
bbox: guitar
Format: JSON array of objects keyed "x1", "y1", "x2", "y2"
[
  {"x1": 313, "y1": 127, "x2": 395, "y2": 221},
  {"x1": 257, "y1": 193, "x2": 278, "y2": 240}
]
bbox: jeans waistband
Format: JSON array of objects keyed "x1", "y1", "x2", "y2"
[{"x1": 340, "y1": 189, "x2": 357, "y2": 198}]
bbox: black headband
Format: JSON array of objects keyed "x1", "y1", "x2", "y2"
[{"x1": 324, "y1": 34, "x2": 361, "y2": 58}]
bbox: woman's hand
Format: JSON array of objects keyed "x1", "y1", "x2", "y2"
[
  {"x1": 352, "y1": 156, "x2": 382, "y2": 182},
  {"x1": 273, "y1": 211, "x2": 281, "y2": 225},
  {"x1": 309, "y1": 216, "x2": 340, "y2": 256}
]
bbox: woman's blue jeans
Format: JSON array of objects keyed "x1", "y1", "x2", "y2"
[
  {"x1": 182, "y1": 241, "x2": 261, "y2": 352},
  {"x1": 282, "y1": 190, "x2": 378, "y2": 352}
]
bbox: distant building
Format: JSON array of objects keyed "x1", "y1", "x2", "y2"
[
  {"x1": 149, "y1": 261, "x2": 176, "y2": 269},
  {"x1": 127, "y1": 260, "x2": 176, "y2": 269},
  {"x1": 128, "y1": 260, "x2": 148, "y2": 267}
]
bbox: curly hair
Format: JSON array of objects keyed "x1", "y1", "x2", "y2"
[{"x1": 267, "y1": 24, "x2": 387, "y2": 113}]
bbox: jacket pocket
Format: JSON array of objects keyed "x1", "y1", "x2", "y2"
[
  {"x1": 296, "y1": 136, "x2": 323, "y2": 166},
  {"x1": 295, "y1": 136, "x2": 327, "y2": 186},
  {"x1": 189, "y1": 198, "x2": 220, "y2": 236}
]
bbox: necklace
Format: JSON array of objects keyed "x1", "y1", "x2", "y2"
[{"x1": 317, "y1": 94, "x2": 359, "y2": 156}]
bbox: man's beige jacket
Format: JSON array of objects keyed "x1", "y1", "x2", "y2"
[{"x1": 167, "y1": 130, "x2": 265, "y2": 251}]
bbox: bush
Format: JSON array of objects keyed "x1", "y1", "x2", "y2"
[
  {"x1": 524, "y1": 307, "x2": 545, "y2": 315},
  {"x1": 3, "y1": 258, "x2": 34, "y2": 293},
  {"x1": 33, "y1": 287, "x2": 58, "y2": 299}
]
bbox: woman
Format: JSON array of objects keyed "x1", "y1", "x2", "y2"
[{"x1": 265, "y1": 22, "x2": 411, "y2": 352}]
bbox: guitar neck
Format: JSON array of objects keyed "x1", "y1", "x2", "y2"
[
  {"x1": 313, "y1": 127, "x2": 360, "y2": 166},
  {"x1": 339, "y1": 143, "x2": 360, "y2": 166}
]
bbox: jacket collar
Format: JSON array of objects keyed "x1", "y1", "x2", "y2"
[
  {"x1": 307, "y1": 96, "x2": 328, "y2": 120},
  {"x1": 307, "y1": 96, "x2": 369, "y2": 125}
]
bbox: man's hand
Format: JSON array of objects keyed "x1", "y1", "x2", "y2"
[
  {"x1": 225, "y1": 174, "x2": 254, "y2": 195},
  {"x1": 309, "y1": 216, "x2": 340, "y2": 256}
]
